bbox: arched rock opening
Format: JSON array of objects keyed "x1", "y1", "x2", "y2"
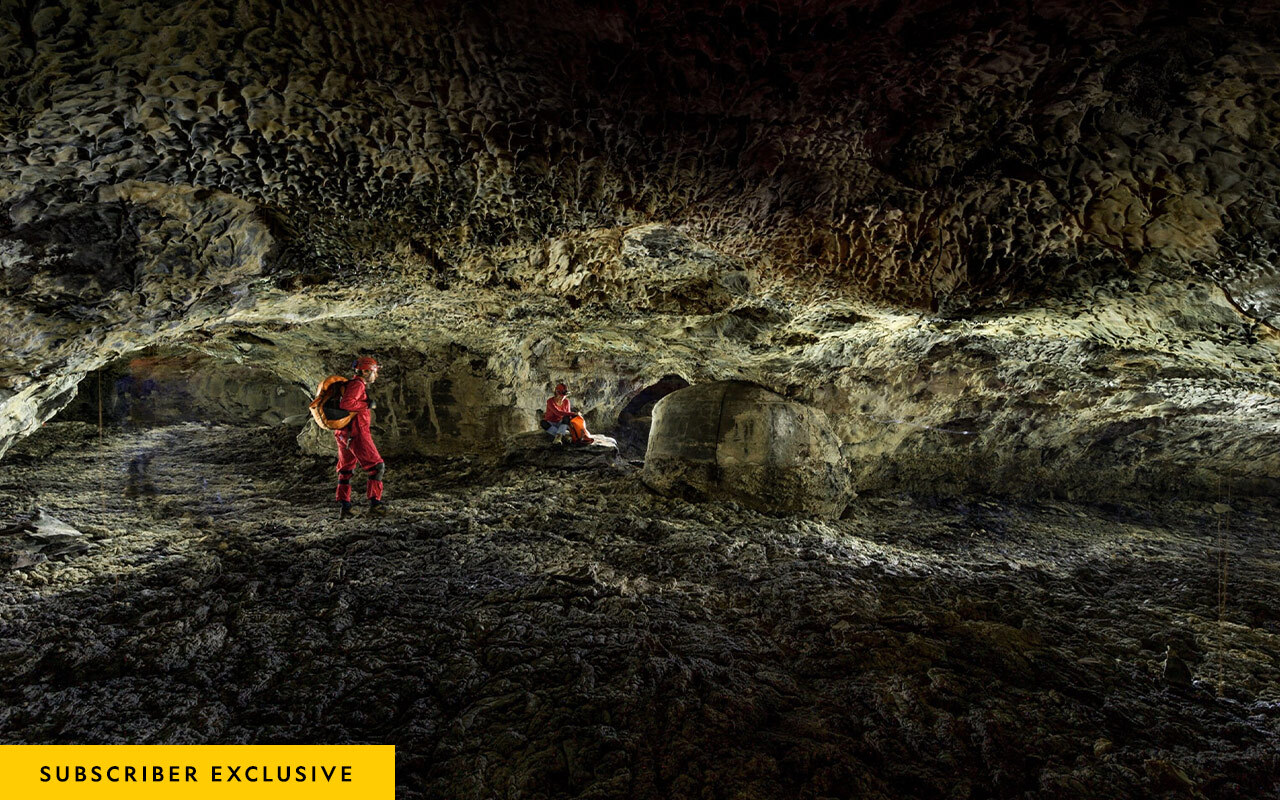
[
  {"x1": 57, "y1": 350, "x2": 303, "y2": 429},
  {"x1": 613, "y1": 374, "x2": 691, "y2": 456}
]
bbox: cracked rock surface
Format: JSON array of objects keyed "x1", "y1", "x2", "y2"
[
  {"x1": 1, "y1": 1, "x2": 1279, "y2": 503},
  {"x1": 0, "y1": 422, "x2": 1277, "y2": 798}
]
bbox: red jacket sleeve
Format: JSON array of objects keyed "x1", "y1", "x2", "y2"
[{"x1": 339, "y1": 378, "x2": 370, "y2": 413}]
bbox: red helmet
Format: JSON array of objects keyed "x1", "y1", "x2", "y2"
[
  {"x1": 354, "y1": 356, "x2": 379, "y2": 371},
  {"x1": 554, "y1": 383, "x2": 568, "y2": 395}
]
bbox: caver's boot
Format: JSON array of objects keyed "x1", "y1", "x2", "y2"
[
  {"x1": 339, "y1": 501, "x2": 357, "y2": 520},
  {"x1": 369, "y1": 498, "x2": 387, "y2": 516}
]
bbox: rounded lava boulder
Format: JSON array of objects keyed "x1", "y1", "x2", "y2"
[{"x1": 642, "y1": 381, "x2": 850, "y2": 517}]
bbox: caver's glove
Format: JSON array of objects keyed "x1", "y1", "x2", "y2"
[{"x1": 369, "y1": 400, "x2": 377, "y2": 409}]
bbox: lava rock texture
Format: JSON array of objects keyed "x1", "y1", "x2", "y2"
[
  {"x1": 0, "y1": 0, "x2": 1277, "y2": 499},
  {"x1": 643, "y1": 381, "x2": 851, "y2": 517},
  {"x1": 0, "y1": 422, "x2": 1277, "y2": 798},
  {"x1": 2, "y1": 3, "x2": 1280, "y2": 796}
]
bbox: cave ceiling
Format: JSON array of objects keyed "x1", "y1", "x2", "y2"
[{"x1": 1, "y1": 0, "x2": 1280, "y2": 494}]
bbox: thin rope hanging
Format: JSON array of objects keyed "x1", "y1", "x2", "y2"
[{"x1": 1217, "y1": 476, "x2": 1231, "y2": 697}]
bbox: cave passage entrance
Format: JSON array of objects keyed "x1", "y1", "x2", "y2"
[
  {"x1": 57, "y1": 349, "x2": 302, "y2": 430},
  {"x1": 614, "y1": 375, "x2": 690, "y2": 456}
]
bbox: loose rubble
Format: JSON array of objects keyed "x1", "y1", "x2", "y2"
[
  {"x1": 0, "y1": 507, "x2": 95, "y2": 570},
  {"x1": 0, "y1": 422, "x2": 1276, "y2": 799}
]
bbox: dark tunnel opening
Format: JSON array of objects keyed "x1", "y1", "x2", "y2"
[
  {"x1": 613, "y1": 374, "x2": 691, "y2": 457},
  {"x1": 57, "y1": 350, "x2": 303, "y2": 430}
]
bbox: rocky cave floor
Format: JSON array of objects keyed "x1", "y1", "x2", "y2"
[{"x1": 0, "y1": 422, "x2": 1277, "y2": 799}]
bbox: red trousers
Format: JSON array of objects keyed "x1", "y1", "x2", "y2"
[{"x1": 334, "y1": 427, "x2": 384, "y2": 502}]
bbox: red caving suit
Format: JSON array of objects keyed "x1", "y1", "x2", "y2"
[
  {"x1": 544, "y1": 394, "x2": 593, "y2": 444},
  {"x1": 334, "y1": 376, "x2": 384, "y2": 502}
]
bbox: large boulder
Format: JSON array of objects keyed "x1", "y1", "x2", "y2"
[
  {"x1": 643, "y1": 382, "x2": 850, "y2": 517},
  {"x1": 504, "y1": 431, "x2": 622, "y2": 470}
]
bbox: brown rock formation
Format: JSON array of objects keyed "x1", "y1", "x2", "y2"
[
  {"x1": 1, "y1": 0, "x2": 1279, "y2": 494},
  {"x1": 643, "y1": 381, "x2": 850, "y2": 516}
]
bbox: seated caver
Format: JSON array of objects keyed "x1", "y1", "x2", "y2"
[{"x1": 543, "y1": 382, "x2": 593, "y2": 446}]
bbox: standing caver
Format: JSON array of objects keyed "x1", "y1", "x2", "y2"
[{"x1": 335, "y1": 356, "x2": 386, "y2": 519}]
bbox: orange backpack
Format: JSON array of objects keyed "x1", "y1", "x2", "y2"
[{"x1": 309, "y1": 376, "x2": 355, "y2": 430}]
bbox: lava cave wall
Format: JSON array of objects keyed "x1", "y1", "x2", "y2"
[
  {"x1": 59, "y1": 349, "x2": 304, "y2": 428},
  {"x1": 4, "y1": 0, "x2": 1280, "y2": 499},
  {"x1": 294, "y1": 341, "x2": 536, "y2": 458}
]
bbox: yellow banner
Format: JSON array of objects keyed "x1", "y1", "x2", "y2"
[{"x1": 1, "y1": 745, "x2": 395, "y2": 799}]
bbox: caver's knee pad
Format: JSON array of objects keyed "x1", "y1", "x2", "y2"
[{"x1": 371, "y1": 462, "x2": 386, "y2": 482}]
